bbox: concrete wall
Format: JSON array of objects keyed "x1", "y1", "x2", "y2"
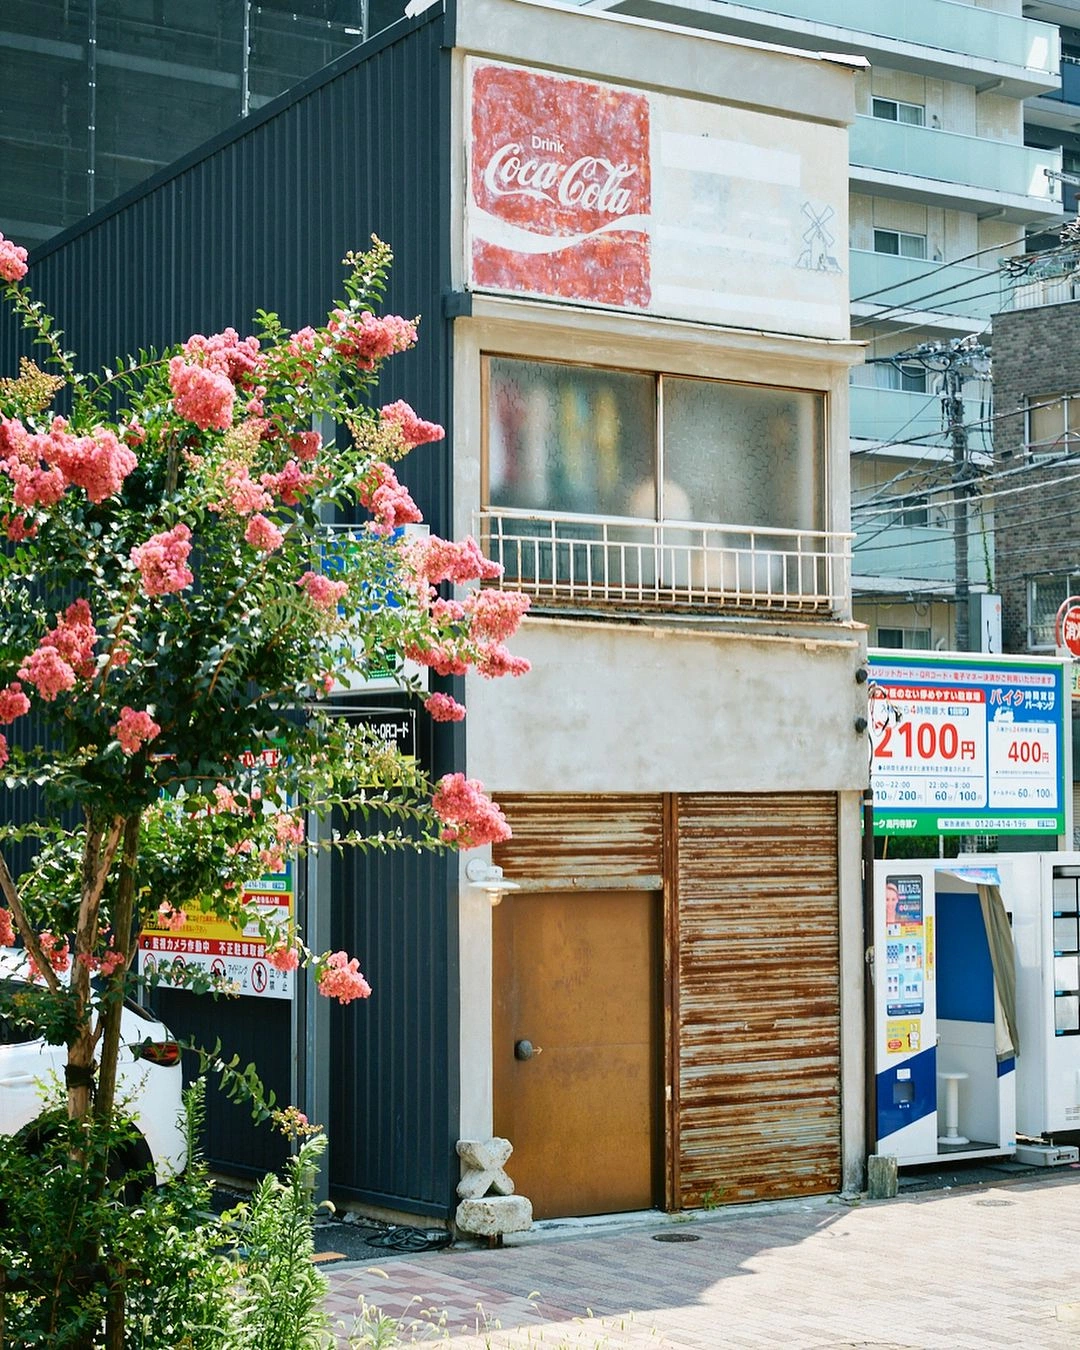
[{"x1": 466, "y1": 617, "x2": 866, "y2": 793}]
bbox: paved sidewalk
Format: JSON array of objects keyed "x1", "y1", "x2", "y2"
[{"x1": 323, "y1": 1171, "x2": 1080, "y2": 1347}]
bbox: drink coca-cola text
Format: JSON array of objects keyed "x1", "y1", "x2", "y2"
[{"x1": 482, "y1": 140, "x2": 637, "y2": 216}]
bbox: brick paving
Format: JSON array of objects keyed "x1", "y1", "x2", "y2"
[{"x1": 322, "y1": 1172, "x2": 1080, "y2": 1347}]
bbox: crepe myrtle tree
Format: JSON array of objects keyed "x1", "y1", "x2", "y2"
[{"x1": 0, "y1": 231, "x2": 530, "y2": 1141}]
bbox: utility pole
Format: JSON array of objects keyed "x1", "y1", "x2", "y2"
[{"x1": 878, "y1": 337, "x2": 992, "y2": 651}]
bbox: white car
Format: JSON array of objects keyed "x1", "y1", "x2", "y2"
[{"x1": 0, "y1": 948, "x2": 187, "y2": 1183}]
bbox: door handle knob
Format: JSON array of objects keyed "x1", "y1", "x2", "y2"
[{"x1": 514, "y1": 1039, "x2": 542, "y2": 1060}]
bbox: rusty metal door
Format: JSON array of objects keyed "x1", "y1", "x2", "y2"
[
  {"x1": 673, "y1": 792, "x2": 841, "y2": 1207},
  {"x1": 492, "y1": 889, "x2": 662, "y2": 1219}
]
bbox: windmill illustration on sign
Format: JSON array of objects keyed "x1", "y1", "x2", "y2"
[{"x1": 796, "y1": 202, "x2": 843, "y2": 273}]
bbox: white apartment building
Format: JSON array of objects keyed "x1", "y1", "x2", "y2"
[{"x1": 575, "y1": 0, "x2": 1068, "y2": 652}]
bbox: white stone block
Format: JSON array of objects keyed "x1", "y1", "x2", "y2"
[
  {"x1": 456, "y1": 1137, "x2": 516, "y2": 1198},
  {"x1": 456, "y1": 1195, "x2": 532, "y2": 1237}
]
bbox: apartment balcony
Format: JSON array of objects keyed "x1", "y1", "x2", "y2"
[
  {"x1": 850, "y1": 250, "x2": 1005, "y2": 331},
  {"x1": 850, "y1": 386, "x2": 947, "y2": 449},
  {"x1": 1026, "y1": 54, "x2": 1080, "y2": 131},
  {"x1": 476, "y1": 509, "x2": 852, "y2": 615},
  {"x1": 851, "y1": 522, "x2": 954, "y2": 586},
  {"x1": 849, "y1": 117, "x2": 1062, "y2": 222},
  {"x1": 578, "y1": 0, "x2": 1059, "y2": 98},
  {"x1": 998, "y1": 248, "x2": 1080, "y2": 312}
]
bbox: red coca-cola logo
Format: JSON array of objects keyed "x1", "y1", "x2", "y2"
[{"x1": 469, "y1": 63, "x2": 651, "y2": 309}]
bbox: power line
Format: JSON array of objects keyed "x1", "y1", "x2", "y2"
[{"x1": 848, "y1": 220, "x2": 1072, "y2": 307}]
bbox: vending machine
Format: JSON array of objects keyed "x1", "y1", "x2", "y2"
[
  {"x1": 995, "y1": 852, "x2": 1080, "y2": 1138},
  {"x1": 875, "y1": 861, "x2": 1017, "y2": 1164}
]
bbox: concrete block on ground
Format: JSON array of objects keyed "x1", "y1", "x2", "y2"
[
  {"x1": 456, "y1": 1194, "x2": 533, "y2": 1238},
  {"x1": 867, "y1": 1153, "x2": 898, "y2": 1199}
]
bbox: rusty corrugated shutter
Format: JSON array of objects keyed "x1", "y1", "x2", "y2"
[
  {"x1": 675, "y1": 792, "x2": 840, "y2": 1207},
  {"x1": 494, "y1": 795, "x2": 664, "y2": 883}
]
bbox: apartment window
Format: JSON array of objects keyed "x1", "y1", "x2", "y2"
[
  {"x1": 486, "y1": 357, "x2": 825, "y2": 531},
  {"x1": 880, "y1": 361, "x2": 928, "y2": 394},
  {"x1": 872, "y1": 97, "x2": 926, "y2": 127},
  {"x1": 892, "y1": 495, "x2": 930, "y2": 528},
  {"x1": 877, "y1": 627, "x2": 932, "y2": 650},
  {"x1": 1029, "y1": 574, "x2": 1080, "y2": 648},
  {"x1": 1026, "y1": 392, "x2": 1080, "y2": 456},
  {"x1": 874, "y1": 229, "x2": 928, "y2": 261}
]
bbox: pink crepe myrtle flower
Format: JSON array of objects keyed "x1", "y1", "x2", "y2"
[
  {"x1": 157, "y1": 903, "x2": 187, "y2": 932},
  {"x1": 261, "y1": 459, "x2": 317, "y2": 506},
  {"x1": 289, "y1": 430, "x2": 322, "y2": 462},
  {"x1": 0, "y1": 906, "x2": 14, "y2": 946},
  {"x1": 464, "y1": 589, "x2": 531, "y2": 644},
  {"x1": 266, "y1": 943, "x2": 300, "y2": 973},
  {"x1": 218, "y1": 460, "x2": 272, "y2": 516},
  {"x1": 379, "y1": 400, "x2": 445, "y2": 450},
  {"x1": 131, "y1": 522, "x2": 194, "y2": 597},
  {"x1": 168, "y1": 357, "x2": 235, "y2": 431},
  {"x1": 113, "y1": 706, "x2": 162, "y2": 755},
  {"x1": 328, "y1": 310, "x2": 417, "y2": 370},
  {"x1": 0, "y1": 682, "x2": 30, "y2": 724},
  {"x1": 0, "y1": 232, "x2": 28, "y2": 283},
  {"x1": 213, "y1": 783, "x2": 241, "y2": 813},
  {"x1": 47, "y1": 427, "x2": 136, "y2": 503},
  {"x1": 0, "y1": 734, "x2": 7, "y2": 772},
  {"x1": 259, "y1": 847, "x2": 286, "y2": 874},
  {"x1": 410, "y1": 535, "x2": 502, "y2": 586},
  {"x1": 6, "y1": 460, "x2": 66, "y2": 510},
  {"x1": 431, "y1": 773, "x2": 511, "y2": 849},
  {"x1": 183, "y1": 328, "x2": 263, "y2": 387},
  {"x1": 274, "y1": 813, "x2": 305, "y2": 847},
  {"x1": 424, "y1": 692, "x2": 466, "y2": 722},
  {"x1": 78, "y1": 947, "x2": 125, "y2": 977},
  {"x1": 20, "y1": 599, "x2": 98, "y2": 699},
  {"x1": 28, "y1": 930, "x2": 71, "y2": 980},
  {"x1": 298, "y1": 570, "x2": 347, "y2": 611},
  {"x1": 402, "y1": 642, "x2": 469, "y2": 678},
  {"x1": 475, "y1": 643, "x2": 531, "y2": 679},
  {"x1": 123, "y1": 420, "x2": 147, "y2": 448},
  {"x1": 3, "y1": 515, "x2": 37, "y2": 542},
  {"x1": 19, "y1": 646, "x2": 76, "y2": 701},
  {"x1": 244, "y1": 513, "x2": 284, "y2": 553},
  {"x1": 316, "y1": 950, "x2": 372, "y2": 1004},
  {"x1": 358, "y1": 462, "x2": 422, "y2": 533},
  {"x1": 429, "y1": 597, "x2": 466, "y2": 624}
]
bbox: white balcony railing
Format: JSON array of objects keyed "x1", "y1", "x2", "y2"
[{"x1": 476, "y1": 509, "x2": 852, "y2": 614}]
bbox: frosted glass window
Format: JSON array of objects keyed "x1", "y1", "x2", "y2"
[
  {"x1": 487, "y1": 359, "x2": 655, "y2": 517},
  {"x1": 1055, "y1": 994, "x2": 1079, "y2": 1034},
  {"x1": 1055, "y1": 955, "x2": 1080, "y2": 992},
  {"x1": 1054, "y1": 915, "x2": 1078, "y2": 953},
  {"x1": 662, "y1": 378, "x2": 824, "y2": 530}
]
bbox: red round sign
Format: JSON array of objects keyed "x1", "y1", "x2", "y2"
[{"x1": 1057, "y1": 598, "x2": 1080, "y2": 657}]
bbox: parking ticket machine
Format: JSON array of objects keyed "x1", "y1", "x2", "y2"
[{"x1": 874, "y1": 861, "x2": 1016, "y2": 1164}]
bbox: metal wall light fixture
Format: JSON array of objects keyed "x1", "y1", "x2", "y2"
[{"x1": 464, "y1": 857, "x2": 520, "y2": 906}]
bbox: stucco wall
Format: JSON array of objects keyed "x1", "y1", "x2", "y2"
[{"x1": 465, "y1": 616, "x2": 868, "y2": 793}]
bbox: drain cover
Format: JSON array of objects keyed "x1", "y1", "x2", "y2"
[
  {"x1": 976, "y1": 1198, "x2": 1015, "y2": 1207},
  {"x1": 652, "y1": 1232, "x2": 701, "y2": 1242}
]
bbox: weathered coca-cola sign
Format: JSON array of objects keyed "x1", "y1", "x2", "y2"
[{"x1": 469, "y1": 62, "x2": 651, "y2": 308}]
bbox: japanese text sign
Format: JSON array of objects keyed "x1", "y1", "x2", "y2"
[{"x1": 868, "y1": 653, "x2": 1068, "y2": 837}]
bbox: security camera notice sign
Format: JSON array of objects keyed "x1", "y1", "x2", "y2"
[
  {"x1": 137, "y1": 874, "x2": 295, "y2": 1001},
  {"x1": 868, "y1": 653, "x2": 1068, "y2": 837}
]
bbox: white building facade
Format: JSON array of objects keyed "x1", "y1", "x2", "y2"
[
  {"x1": 573, "y1": 0, "x2": 1066, "y2": 655},
  {"x1": 447, "y1": 0, "x2": 870, "y2": 1218}
]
